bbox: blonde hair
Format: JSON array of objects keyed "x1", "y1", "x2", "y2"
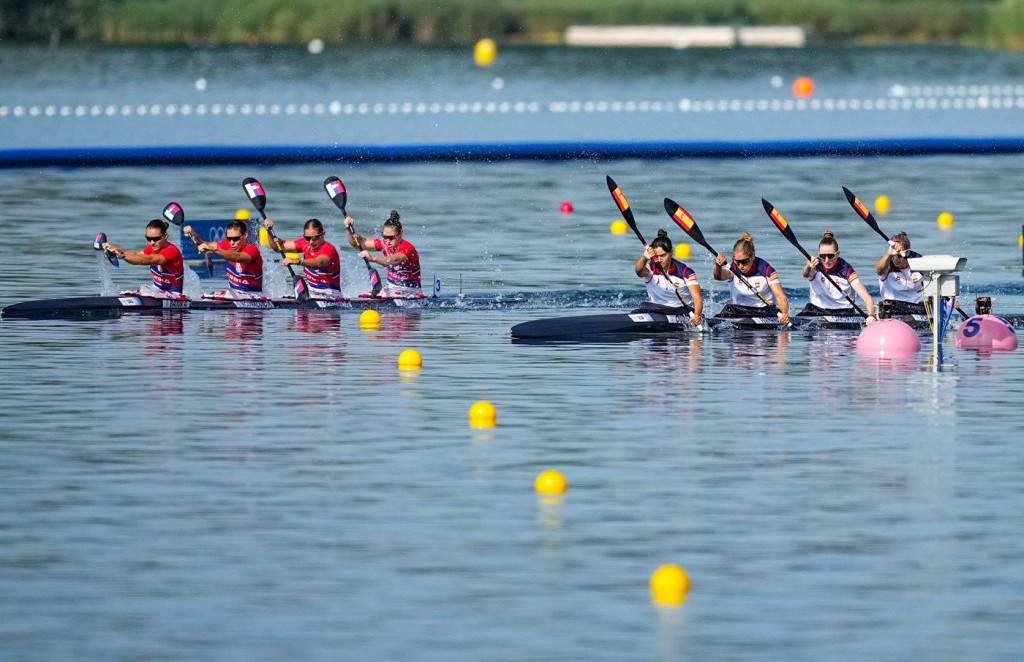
[{"x1": 733, "y1": 232, "x2": 755, "y2": 256}]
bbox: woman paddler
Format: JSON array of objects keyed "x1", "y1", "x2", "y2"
[
  {"x1": 712, "y1": 231, "x2": 791, "y2": 324},
  {"x1": 102, "y1": 218, "x2": 185, "y2": 299},
  {"x1": 798, "y1": 230, "x2": 876, "y2": 323},
  {"x1": 875, "y1": 231, "x2": 925, "y2": 316},
  {"x1": 634, "y1": 228, "x2": 703, "y2": 326}
]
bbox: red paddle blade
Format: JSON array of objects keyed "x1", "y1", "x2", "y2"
[
  {"x1": 93, "y1": 232, "x2": 107, "y2": 250},
  {"x1": 242, "y1": 177, "x2": 267, "y2": 212},
  {"x1": 369, "y1": 269, "x2": 382, "y2": 296}
]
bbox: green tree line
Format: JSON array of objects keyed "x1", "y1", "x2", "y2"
[{"x1": 5, "y1": 0, "x2": 1024, "y2": 49}]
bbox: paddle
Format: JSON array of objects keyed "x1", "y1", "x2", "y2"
[
  {"x1": 841, "y1": 186, "x2": 969, "y2": 320},
  {"x1": 323, "y1": 176, "x2": 383, "y2": 297},
  {"x1": 605, "y1": 175, "x2": 692, "y2": 311},
  {"x1": 162, "y1": 201, "x2": 213, "y2": 277},
  {"x1": 761, "y1": 198, "x2": 868, "y2": 318},
  {"x1": 93, "y1": 232, "x2": 119, "y2": 267},
  {"x1": 663, "y1": 196, "x2": 791, "y2": 327},
  {"x1": 242, "y1": 177, "x2": 310, "y2": 303}
]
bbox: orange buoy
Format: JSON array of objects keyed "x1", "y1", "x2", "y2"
[{"x1": 792, "y1": 76, "x2": 815, "y2": 99}]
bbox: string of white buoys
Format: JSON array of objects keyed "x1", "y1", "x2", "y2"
[{"x1": 4, "y1": 86, "x2": 1024, "y2": 121}]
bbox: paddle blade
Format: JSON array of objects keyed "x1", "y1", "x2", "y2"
[
  {"x1": 242, "y1": 177, "x2": 267, "y2": 212},
  {"x1": 606, "y1": 175, "x2": 630, "y2": 215},
  {"x1": 605, "y1": 175, "x2": 645, "y2": 245},
  {"x1": 93, "y1": 232, "x2": 107, "y2": 251},
  {"x1": 663, "y1": 197, "x2": 711, "y2": 251},
  {"x1": 162, "y1": 202, "x2": 184, "y2": 226},
  {"x1": 368, "y1": 264, "x2": 383, "y2": 296},
  {"x1": 842, "y1": 186, "x2": 872, "y2": 221},
  {"x1": 762, "y1": 198, "x2": 790, "y2": 232},
  {"x1": 204, "y1": 254, "x2": 214, "y2": 277},
  {"x1": 294, "y1": 276, "x2": 310, "y2": 303},
  {"x1": 324, "y1": 176, "x2": 347, "y2": 213}
]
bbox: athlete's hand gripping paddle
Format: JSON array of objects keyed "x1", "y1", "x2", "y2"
[
  {"x1": 323, "y1": 176, "x2": 383, "y2": 297},
  {"x1": 242, "y1": 177, "x2": 310, "y2": 303}
]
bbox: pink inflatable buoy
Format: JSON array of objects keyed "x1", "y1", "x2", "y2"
[
  {"x1": 559, "y1": 201, "x2": 574, "y2": 214},
  {"x1": 856, "y1": 318, "x2": 921, "y2": 358},
  {"x1": 955, "y1": 315, "x2": 1018, "y2": 351}
]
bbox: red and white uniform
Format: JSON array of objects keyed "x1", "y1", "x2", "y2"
[
  {"x1": 808, "y1": 257, "x2": 860, "y2": 310},
  {"x1": 144, "y1": 243, "x2": 184, "y2": 295},
  {"x1": 295, "y1": 237, "x2": 341, "y2": 294},
  {"x1": 728, "y1": 257, "x2": 781, "y2": 308},
  {"x1": 373, "y1": 237, "x2": 421, "y2": 291},
  {"x1": 879, "y1": 253, "x2": 923, "y2": 303},
  {"x1": 640, "y1": 260, "x2": 698, "y2": 308},
  {"x1": 219, "y1": 241, "x2": 263, "y2": 293}
]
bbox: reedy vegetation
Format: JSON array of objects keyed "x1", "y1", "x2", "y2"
[{"x1": 3, "y1": 0, "x2": 1024, "y2": 50}]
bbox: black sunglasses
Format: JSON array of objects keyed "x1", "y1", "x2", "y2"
[
  {"x1": 382, "y1": 233, "x2": 398, "y2": 240},
  {"x1": 819, "y1": 253, "x2": 837, "y2": 259},
  {"x1": 304, "y1": 233, "x2": 323, "y2": 241},
  {"x1": 145, "y1": 234, "x2": 165, "y2": 242},
  {"x1": 735, "y1": 256, "x2": 753, "y2": 265},
  {"x1": 225, "y1": 234, "x2": 244, "y2": 241}
]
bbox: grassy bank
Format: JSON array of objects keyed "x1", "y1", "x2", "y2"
[{"x1": 5, "y1": 0, "x2": 1024, "y2": 50}]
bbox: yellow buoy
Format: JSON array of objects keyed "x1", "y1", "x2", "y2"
[
  {"x1": 610, "y1": 219, "x2": 628, "y2": 235},
  {"x1": 359, "y1": 309, "x2": 381, "y2": 330},
  {"x1": 534, "y1": 469, "x2": 567, "y2": 495},
  {"x1": 474, "y1": 39, "x2": 497, "y2": 67},
  {"x1": 398, "y1": 348, "x2": 422, "y2": 369},
  {"x1": 235, "y1": 208, "x2": 251, "y2": 220},
  {"x1": 674, "y1": 242, "x2": 691, "y2": 259},
  {"x1": 937, "y1": 212, "x2": 954, "y2": 228},
  {"x1": 874, "y1": 195, "x2": 890, "y2": 215},
  {"x1": 1018, "y1": 234, "x2": 1022, "y2": 247},
  {"x1": 650, "y1": 564, "x2": 690, "y2": 606},
  {"x1": 469, "y1": 400, "x2": 497, "y2": 428}
]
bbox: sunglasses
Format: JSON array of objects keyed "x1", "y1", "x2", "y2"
[
  {"x1": 304, "y1": 233, "x2": 323, "y2": 241},
  {"x1": 145, "y1": 234, "x2": 165, "y2": 242},
  {"x1": 734, "y1": 256, "x2": 753, "y2": 266},
  {"x1": 382, "y1": 233, "x2": 399, "y2": 240},
  {"x1": 226, "y1": 234, "x2": 244, "y2": 241},
  {"x1": 818, "y1": 253, "x2": 837, "y2": 259}
]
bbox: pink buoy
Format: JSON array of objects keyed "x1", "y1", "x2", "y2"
[
  {"x1": 559, "y1": 201, "x2": 574, "y2": 214},
  {"x1": 955, "y1": 315, "x2": 1018, "y2": 351},
  {"x1": 856, "y1": 318, "x2": 920, "y2": 359}
]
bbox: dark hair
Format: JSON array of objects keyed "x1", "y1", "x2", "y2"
[
  {"x1": 146, "y1": 219, "x2": 169, "y2": 234},
  {"x1": 304, "y1": 218, "x2": 324, "y2": 232},
  {"x1": 733, "y1": 232, "x2": 755, "y2": 256},
  {"x1": 891, "y1": 231, "x2": 910, "y2": 249},
  {"x1": 383, "y1": 210, "x2": 402, "y2": 234},
  {"x1": 650, "y1": 228, "x2": 673, "y2": 253},
  {"x1": 819, "y1": 230, "x2": 838, "y2": 250},
  {"x1": 226, "y1": 219, "x2": 249, "y2": 235}
]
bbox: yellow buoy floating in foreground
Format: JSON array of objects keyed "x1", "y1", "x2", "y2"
[
  {"x1": 674, "y1": 242, "x2": 691, "y2": 259},
  {"x1": 398, "y1": 348, "x2": 422, "y2": 369},
  {"x1": 534, "y1": 469, "x2": 567, "y2": 495},
  {"x1": 611, "y1": 219, "x2": 628, "y2": 235},
  {"x1": 469, "y1": 401, "x2": 497, "y2": 428},
  {"x1": 359, "y1": 309, "x2": 381, "y2": 330},
  {"x1": 235, "y1": 208, "x2": 251, "y2": 220},
  {"x1": 474, "y1": 39, "x2": 497, "y2": 67},
  {"x1": 650, "y1": 564, "x2": 690, "y2": 606},
  {"x1": 874, "y1": 195, "x2": 890, "y2": 214},
  {"x1": 937, "y1": 212, "x2": 954, "y2": 228}
]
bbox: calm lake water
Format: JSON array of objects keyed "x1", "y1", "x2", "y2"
[{"x1": 2, "y1": 44, "x2": 1024, "y2": 662}]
